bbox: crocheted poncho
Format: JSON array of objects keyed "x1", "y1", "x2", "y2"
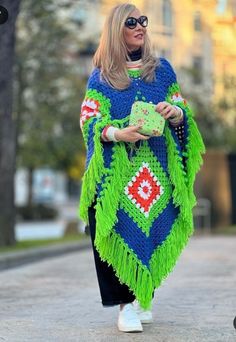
[{"x1": 78, "y1": 57, "x2": 205, "y2": 309}]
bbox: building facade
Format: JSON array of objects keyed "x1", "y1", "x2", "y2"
[{"x1": 80, "y1": 0, "x2": 236, "y2": 118}]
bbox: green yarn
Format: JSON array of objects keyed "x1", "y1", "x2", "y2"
[
  {"x1": 78, "y1": 89, "x2": 112, "y2": 223},
  {"x1": 164, "y1": 126, "x2": 191, "y2": 221},
  {"x1": 95, "y1": 142, "x2": 131, "y2": 238},
  {"x1": 150, "y1": 213, "x2": 193, "y2": 290},
  {"x1": 145, "y1": 82, "x2": 205, "y2": 303},
  {"x1": 127, "y1": 68, "x2": 142, "y2": 78},
  {"x1": 78, "y1": 91, "x2": 132, "y2": 236},
  {"x1": 185, "y1": 111, "x2": 206, "y2": 206},
  {"x1": 166, "y1": 82, "x2": 206, "y2": 209},
  {"x1": 94, "y1": 229, "x2": 154, "y2": 310},
  {"x1": 78, "y1": 120, "x2": 108, "y2": 223},
  {"x1": 120, "y1": 141, "x2": 172, "y2": 237}
]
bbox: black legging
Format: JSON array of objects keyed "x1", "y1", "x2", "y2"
[{"x1": 88, "y1": 198, "x2": 136, "y2": 306}]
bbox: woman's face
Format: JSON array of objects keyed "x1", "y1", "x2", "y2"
[{"x1": 123, "y1": 9, "x2": 147, "y2": 52}]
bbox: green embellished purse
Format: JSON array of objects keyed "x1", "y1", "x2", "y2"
[{"x1": 129, "y1": 101, "x2": 166, "y2": 136}]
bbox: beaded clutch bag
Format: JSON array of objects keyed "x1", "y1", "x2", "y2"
[{"x1": 129, "y1": 101, "x2": 165, "y2": 136}]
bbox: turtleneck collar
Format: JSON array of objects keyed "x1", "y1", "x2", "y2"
[{"x1": 127, "y1": 47, "x2": 142, "y2": 61}]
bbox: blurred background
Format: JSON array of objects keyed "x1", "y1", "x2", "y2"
[{"x1": 0, "y1": 0, "x2": 236, "y2": 250}]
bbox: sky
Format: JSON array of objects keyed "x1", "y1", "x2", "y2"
[{"x1": 216, "y1": 0, "x2": 227, "y2": 13}]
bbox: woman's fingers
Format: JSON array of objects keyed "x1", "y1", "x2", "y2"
[
  {"x1": 124, "y1": 131, "x2": 149, "y2": 142},
  {"x1": 162, "y1": 106, "x2": 172, "y2": 115},
  {"x1": 156, "y1": 101, "x2": 168, "y2": 112},
  {"x1": 117, "y1": 125, "x2": 149, "y2": 142},
  {"x1": 128, "y1": 126, "x2": 149, "y2": 139},
  {"x1": 156, "y1": 101, "x2": 176, "y2": 119},
  {"x1": 162, "y1": 108, "x2": 176, "y2": 119},
  {"x1": 128, "y1": 125, "x2": 143, "y2": 131},
  {"x1": 139, "y1": 135, "x2": 150, "y2": 140},
  {"x1": 132, "y1": 132, "x2": 150, "y2": 141}
]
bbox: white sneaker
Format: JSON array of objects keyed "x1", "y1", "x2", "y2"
[
  {"x1": 133, "y1": 300, "x2": 153, "y2": 324},
  {"x1": 117, "y1": 303, "x2": 143, "y2": 332}
]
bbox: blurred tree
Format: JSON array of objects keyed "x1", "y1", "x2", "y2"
[
  {"x1": 187, "y1": 93, "x2": 226, "y2": 149},
  {"x1": 179, "y1": 66, "x2": 228, "y2": 150},
  {"x1": 216, "y1": 74, "x2": 236, "y2": 152},
  {"x1": 180, "y1": 66, "x2": 236, "y2": 152},
  {"x1": 0, "y1": 0, "x2": 21, "y2": 247},
  {"x1": 14, "y1": 0, "x2": 87, "y2": 207}
]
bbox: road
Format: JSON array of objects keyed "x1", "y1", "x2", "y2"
[
  {"x1": 0, "y1": 235, "x2": 235, "y2": 341},
  {"x1": 15, "y1": 200, "x2": 84, "y2": 241}
]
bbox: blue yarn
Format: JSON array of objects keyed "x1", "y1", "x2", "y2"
[{"x1": 115, "y1": 198, "x2": 179, "y2": 268}]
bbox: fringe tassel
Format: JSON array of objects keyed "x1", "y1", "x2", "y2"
[
  {"x1": 78, "y1": 121, "x2": 108, "y2": 223},
  {"x1": 185, "y1": 111, "x2": 206, "y2": 207},
  {"x1": 95, "y1": 143, "x2": 131, "y2": 238},
  {"x1": 149, "y1": 82, "x2": 205, "y2": 292},
  {"x1": 165, "y1": 82, "x2": 206, "y2": 211},
  {"x1": 78, "y1": 88, "x2": 113, "y2": 223},
  {"x1": 95, "y1": 230, "x2": 154, "y2": 310},
  {"x1": 150, "y1": 212, "x2": 193, "y2": 289},
  {"x1": 164, "y1": 126, "x2": 191, "y2": 220}
]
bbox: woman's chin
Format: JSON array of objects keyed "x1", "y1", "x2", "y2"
[
  {"x1": 135, "y1": 40, "x2": 144, "y2": 48},
  {"x1": 128, "y1": 43, "x2": 144, "y2": 51}
]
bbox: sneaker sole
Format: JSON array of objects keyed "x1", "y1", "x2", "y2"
[
  {"x1": 140, "y1": 318, "x2": 153, "y2": 324},
  {"x1": 118, "y1": 325, "x2": 143, "y2": 333}
]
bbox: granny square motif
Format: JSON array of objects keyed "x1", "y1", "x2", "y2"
[{"x1": 129, "y1": 101, "x2": 165, "y2": 136}]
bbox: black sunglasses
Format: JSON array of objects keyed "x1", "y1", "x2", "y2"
[{"x1": 125, "y1": 15, "x2": 148, "y2": 29}]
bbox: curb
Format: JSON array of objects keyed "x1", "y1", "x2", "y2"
[{"x1": 0, "y1": 237, "x2": 92, "y2": 271}]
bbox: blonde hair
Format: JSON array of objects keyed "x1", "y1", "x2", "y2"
[{"x1": 93, "y1": 3, "x2": 158, "y2": 90}]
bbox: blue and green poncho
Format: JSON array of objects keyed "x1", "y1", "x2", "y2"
[{"x1": 78, "y1": 57, "x2": 205, "y2": 309}]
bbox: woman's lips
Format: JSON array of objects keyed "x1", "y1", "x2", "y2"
[{"x1": 134, "y1": 34, "x2": 143, "y2": 39}]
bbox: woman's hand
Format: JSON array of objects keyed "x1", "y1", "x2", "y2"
[
  {"x1": 156, "y1": 101, "x2": 178, "y2": 120},
  {"x1": 114, "y1": 125, "x2": 150, "y2": 143}
]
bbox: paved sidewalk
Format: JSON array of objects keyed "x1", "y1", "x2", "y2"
[{"x1": 0, "y1": 235, "x2": 235, "y2": 341}]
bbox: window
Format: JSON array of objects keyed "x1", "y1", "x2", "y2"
[
  {"x1": 162, "y1": 0, "x2": 172, "y2": 27},
  {"x1": 193, "y1": 11, "x2": 202, "y2": 32},
  {"x1": 192, "y1": 56, "x2": 203, "y2": 84}
]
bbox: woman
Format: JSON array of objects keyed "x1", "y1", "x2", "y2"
[{"x1": 78, "y1": 3, "x2": 205, "y2": 333}]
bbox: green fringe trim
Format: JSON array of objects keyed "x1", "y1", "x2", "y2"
[
  {"x1": 94, "y1": 229, "x2": 154, "y2": 310},
  {"x1": 164, "y1": 126, "x2": 191, "y2": 221},
  {"x1": 184, "y1": 112, "x2": 206, "y2": 207},
  {"x1": 78, "y1": 89, "x2": 131, "y2": 238},
  {"x1": 150, "y1": 212, "x2": 193, "y2": 291},
  {"x1": 165, "y1": 82, "x2": 206, "y2": 210},
  {"x1": 166, "y1": 83, "x2": 206, "y2": 208},
  {"x1": 146, "y1": 82, "x2": 206, "y2": 305},
  {"x1": 78, "y1": 89, "x2": 112, "y2": 223},
  {"x1": 78, "y1": 120, "x2": 108, "y2": 223},
  {"x1": 94, "y1": 142, "x2": 131, "y2": 238}
]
